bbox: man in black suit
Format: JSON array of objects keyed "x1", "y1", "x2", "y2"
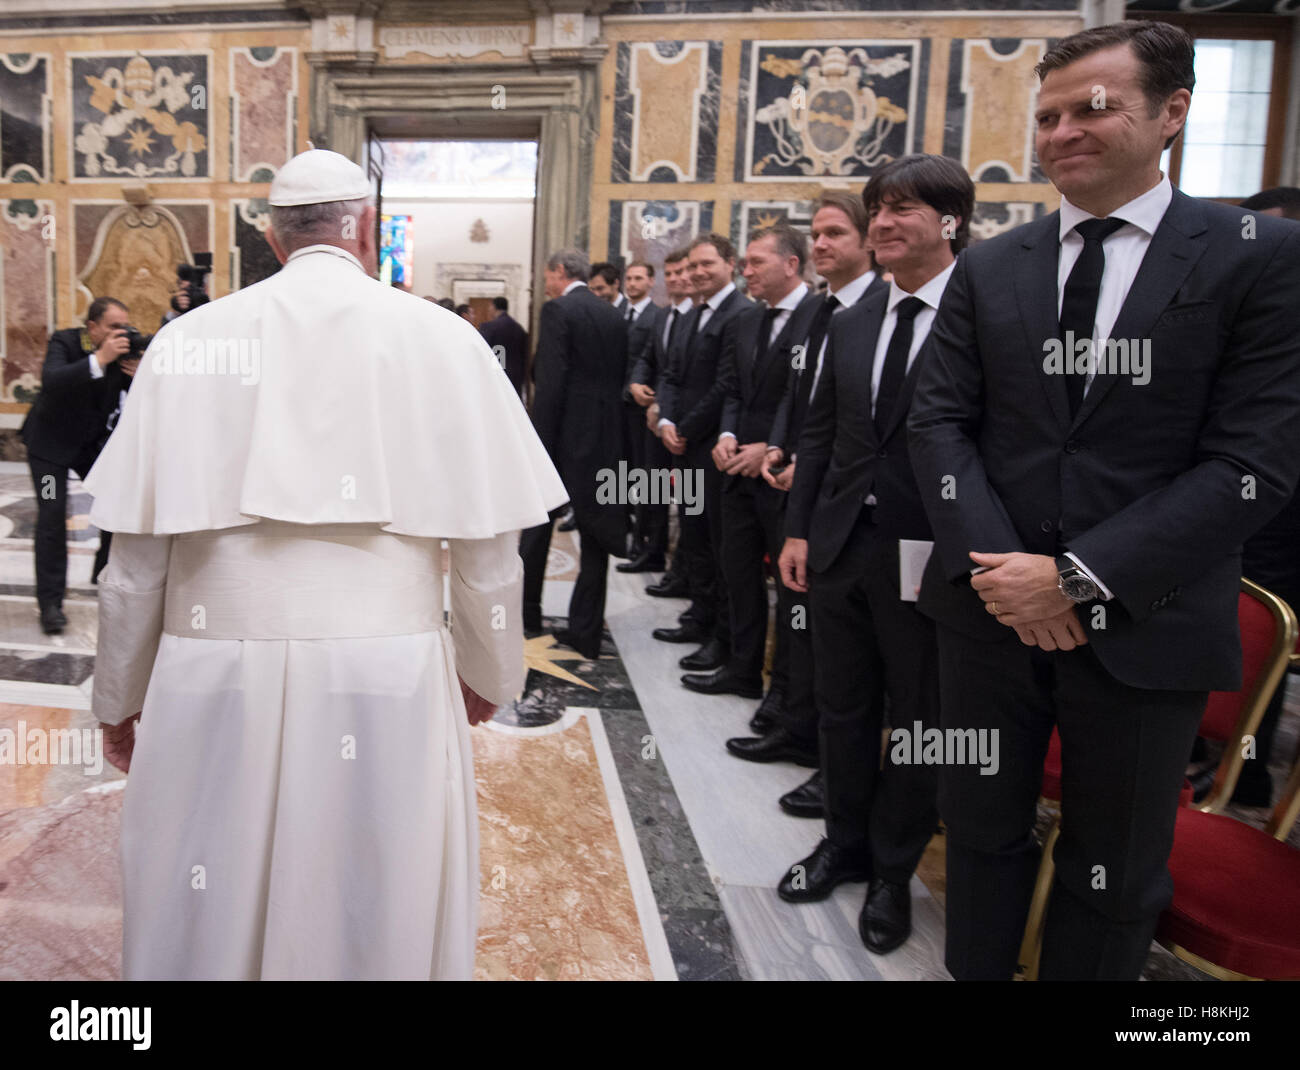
[
  {"x1": 478, "y1": 295, "x2": 529, "y2": 400},
  {"x1": 908, "y1": 22, "x2": 1300, "y2": 981},
  {"x1": 689, "y1": 225, "x2": 820, "y2": 716},
  {"x1": 775, "y1": 157, "x2": 973, "y2": 955},
  {"x1": 588, "y1": 261, "x2": 626, "y2": 315},
  {"x1": 619, "y1": 260, "x2": 664, "y2": 568},
  {"x1": 630, "y1": 248, "x2": 697, "y2": 589},
  {"x1": 522, "y1": 249, "x2": 630, "y2": 658},
  {"x1": 22, "y1": 296, "x2": 137, "y2": 634},
  {"x1": 653, "y1": 234, "x2": 753, "y2": 672},
  {"x1": 744, "y1": 192, "x2": 888, "y2": 816}
]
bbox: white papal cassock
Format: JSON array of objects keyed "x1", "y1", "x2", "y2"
[{"x1": 84, "y1": 244, "x2": 567, "y2": 980}]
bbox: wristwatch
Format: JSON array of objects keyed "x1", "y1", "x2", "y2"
[{"x1": 1056, "y1": 555, "x2": 1098, "y2": 604}]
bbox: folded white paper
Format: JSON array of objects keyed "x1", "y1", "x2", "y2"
[{"x1": 899, "y1": 539, "x2": 934, "y2": 602}]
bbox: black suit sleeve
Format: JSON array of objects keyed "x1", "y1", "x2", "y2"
[
  {"x1": 907, "y1": 250, "x2": 1026, "y2": 581},
  {"x1": 767, "y1": 369, "x2": 795, "y2": 456},
  {"x1": 629, "y1": 312, "x2": 657, "y2": 388},
  {"x1": 658, "y1": 320, "x2": 683, "y2": 425},
  {"x1": 1066, "y1": 226, "x2": 1300, "y2": 621},
  {"x1": 529, "y1": 298, "x2": 570, "y2": 458},
  {"x1": 784, "y1": 317, "x2": 842, "y2": 541},
  {"x1": 40, "y1": 332, "x2": 99, "y2": 399},
  {"x1": 717, "y1": 315, "x2": 742, "y2": 438}
]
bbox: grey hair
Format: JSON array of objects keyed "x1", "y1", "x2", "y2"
[
  {"x1": 546, "y1": 248, "x2": 589, "y2": 280},
  {"x1": 270, "y1": 196, "x2": 372, "y2": 250}
]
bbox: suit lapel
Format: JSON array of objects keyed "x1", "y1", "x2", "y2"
[
  {"x1": 881, "y1": 333, "x2": 934, "y2": 444},
  {"x1": 1070, "y1": 191, "x2": 1209, "y2": 430},
  {"x1": 848, "y1": 295, "x2": 889, "y2": 447},
  {"x1": 1016, "y1": 213, "x2": 1072, "y2": 432}
]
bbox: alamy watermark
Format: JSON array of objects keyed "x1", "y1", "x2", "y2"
[
  {"x1": 1042, "y1": 331, "x2": 1150, "y2": 386},
  {"x1": 0, "y1": 721, "x2": 103, "y2": 776},
  {"x1": 595, "y1": 461, "x2": 703, "y2": 515},
  {"x1": 150, "y1": 327, "x2": 261, "y2": 385},
  {"x1": 889, "y1": 721, "x2": 999, "y2": 776}
]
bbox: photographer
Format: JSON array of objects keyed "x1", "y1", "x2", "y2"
[
  {"x1": 20, "y1": 296, "x2": 140, "y2": 634},
  {"x1": 161, "y1": 255, "x2": 211, "y2": 326}
]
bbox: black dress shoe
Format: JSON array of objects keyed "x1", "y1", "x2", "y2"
[
  {"x1": 777, "y1": 839, "x2": 872, "y2": 903},
  {"x1": 725, "y1": 727, "x2": 818, "y2": 765},
  {"x1": 683, "y1": 667, "x2": 763, "y2": 698},
  {"x1": 652, "y1": 622, "x2": 708, "y2": 645},
  {"x1": 617, "y1": 552, "x2": 666, "y2": 574},
  {"x1": 749, "y1": 688, "x2": 785, "y2": 733},
  {"x1": 859, "y1": 878, "x2": 911, "y2": 953},
  {"x1": 40, "y1": 604, "x2": 67, "y2": 635},
  {"x1": 551, "y1": 629, "x2": 600, "y2": 659},
  {"x1": 678, "y1": 638, "x2": 725, "y2": 670},
  {"x1": 645, "y1": 575, "x2": 690, "y2": 598},
  {"x1": 779, "y1": 770, "x2": 824, "y2": 817}
]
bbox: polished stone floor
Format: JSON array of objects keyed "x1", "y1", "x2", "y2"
[{"x1": 0, "y1": 459, "x2": 1296, "y2": 981}]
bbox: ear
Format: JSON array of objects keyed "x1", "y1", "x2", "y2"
[
  {"x1": 357, "y1": 204, "x2": 379, "y2": 273},
  {"x1": 265, "y1": 225, "x2": 289, "y2": 265}
]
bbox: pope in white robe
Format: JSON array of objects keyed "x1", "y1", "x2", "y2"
[{"x1": 85, "y1": 150, "x2": 567, "y2": 980}]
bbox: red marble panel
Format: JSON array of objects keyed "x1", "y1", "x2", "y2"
[{"x1": 232, "y1": 48, "x2": 296, "y2": 181}]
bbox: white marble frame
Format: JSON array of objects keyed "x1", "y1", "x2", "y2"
[{"x1": 434, "y1": 261, "x2": 524, "y2": 320}]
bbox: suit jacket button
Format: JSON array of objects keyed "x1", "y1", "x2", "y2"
[
  {"x1": 1065, "y1": 440, "x2": 1080, "y2": 454},
  {"x1": 1040, "y1": 520, "x2": 1053, "y2": 532},
  {"x1": 877, "y1": 449, "x2": 887, "y2": 459}
]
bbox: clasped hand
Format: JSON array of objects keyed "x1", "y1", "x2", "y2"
[{"x1": 968, "y1": 551, "x2": 1088, "y2": 652}]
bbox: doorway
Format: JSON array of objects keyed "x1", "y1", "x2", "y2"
[{"x1": 377, "y1": 139, "x2": 539, "y2": 328}]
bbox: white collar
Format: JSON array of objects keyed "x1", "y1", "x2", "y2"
[
  {"x1": 887, "y1": 259, "x2": 956, "y2": 314},
  {"x1": 829, "y1": 268, "x2": 877, "y2": 307},
  {"x1": 1059, "y1": 173, "x2": 1172, "y2": 241},
  {"x1": 769, "y1": 281, "x2": 809, "y2": 312},
  {"x1": 562, "y1": 279, "x2": 586, "y2": 296},
  {"x1": 285, "y1": 244, "x2": 365, "y2": 272},
  {"x1": 672, "y1": 296, "x2": 694, "y2": 314},
  {"x1": 702, "y1": 280, "x2": 736, "y2": 311},
  {"x1": 630, "y1": 295, "x2": 654, "y2": 315}
]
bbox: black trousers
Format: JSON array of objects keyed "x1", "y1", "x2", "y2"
[
  {"x1": 520, "y1": 512, "x2": 609, "y2": 657},
  {"x1": 637, "y1": 426, "x2": 670, "y2": 562},
  {"x1": 677, "y1": 445, "x2": 729, "y2": 646},
  {"x1": 809, "y1": 510, "x2": 939, "y2": 882},
  {"x1": 29, "y1": 450, "x2": 111, "y2": 608},
  {"x1": 718, "y1": 474, "x2": 789, "y2": 684},
  {"x1": 935, "y1": 622, "x2": 1206, "y2": 981}
]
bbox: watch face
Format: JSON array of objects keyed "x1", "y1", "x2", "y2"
[{"x1": 1062, "y1": 573, "x2": 1096, "y2": 602}]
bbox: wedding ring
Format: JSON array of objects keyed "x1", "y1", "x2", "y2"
[{"x1": 989, "y1": 601, "x2": 1000, "y2": 616}]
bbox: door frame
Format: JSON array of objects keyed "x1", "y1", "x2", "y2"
[{"x1": 308, "y1": 64, "x2": 597, "y2": 340}]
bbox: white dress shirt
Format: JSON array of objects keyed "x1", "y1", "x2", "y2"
[
  {"x1": 865, "y1": 261, "x2": 956, "y2": 504},
  {"x1": 808, "y1": 268, "x2": 877, "y2": 400},
  {"x1": 718, "y1": 282, "x2": 808, "y2": 443},
  {"x1": 662, "y1": 296, "x2": 693, "y2": 350},
  {"x1": 1051, "y1": 174, "x2": 1172, "y2": 598},
  {"x1": 627, "y1": 295, "x2": 654, "y2": 323},
  {"x1": 659, "y1": 281, "x2": 736, "y2": 431}
]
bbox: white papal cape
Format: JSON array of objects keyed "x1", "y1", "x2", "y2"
[{"x1": 85, "y1": 244, "x2": 567, "y2": 980}]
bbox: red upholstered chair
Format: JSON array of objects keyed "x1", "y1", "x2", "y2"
[
  {"x1": 1156, "y1": 746, "x2": 1300, "y2": 979},
  {"x1": 1016, "y1": 578, "x2": 1298, "y2": 980}
]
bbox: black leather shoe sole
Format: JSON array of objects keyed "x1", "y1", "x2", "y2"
[
  {"x1": 652, "y1": 625, "x2": 708, "y2": 644},
  {"x1": 617, "y1": 557, "x2": 666, "y2": 573},
  {"x1": 679, "y1": 647, "x2": 725, "y2": 670},
  {"x1": 778, "y1": 861, "x2": 872, "y2": 904},
  {"x1": 778, "y1": 790, "x2": 824, "y2": 818},
  {"x1": 683, "y1": 674, "x2": 764, "y2": 698},
  {"x1": 725, "y1": 735, "x2": 818, "y2": 765}
]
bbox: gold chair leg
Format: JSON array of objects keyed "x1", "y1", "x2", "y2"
[{"x1": 1016, "y1": 817, "x2": 1060, "y2": 981}]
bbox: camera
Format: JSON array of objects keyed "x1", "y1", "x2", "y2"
[
  {"x1": 174, "y1": 252, "x2": 213, "y2": 313},
  {"x1": 121, "y1": 325, "x2": 151, "y2": 358}
]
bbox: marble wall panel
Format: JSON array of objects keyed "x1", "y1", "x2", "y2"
[
  {"x1": 1, "y1": 198, "x2": 53, "y2": 403},
  {"x1": 0, "y1": 53, "x2": 49, "y2": 183},
  {"x1": 944, "y1": 38, "x2": 1054, "y2": 183},
  {"x1": 969, "y1": 198, "x2": 1049, "y2": 243},
  {"x1": 232, "y1": 193, "x2": 278, "y2": 291},
  {"x1": 729, "y1": 198, "x2": 817, "y2": 254},
  {"x1": 69, "y1": 52, "x2": 210, "y2": 181},
  {"x1": 611, "y1": 41, "x2": 721, "y2": 184},
  {"x1": 607, "y1": 199, "x2": 714, "y2": 303},
  {"x1": 742, "y1": 40, "x2": 926, "y2": 182},
  {"x1": 230, "y1": 47, "x2": 297, "y2": 183}
]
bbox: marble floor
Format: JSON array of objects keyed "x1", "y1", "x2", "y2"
[{"x1": 0, "y1": 460, "x2": 1296, "y2": 981}]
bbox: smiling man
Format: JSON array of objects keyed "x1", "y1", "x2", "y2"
[{"x1": 908, "y1": 21, "x2": 1300, "y2": 980}]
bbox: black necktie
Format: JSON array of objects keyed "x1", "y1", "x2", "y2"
[
  {"x1": 756, "y1": 306, "x2": 782, "y2": 365},
  {"x1": 626, "y1": 303, "x2": 635, "y2": 323},
  {"x1": 874, "y1": 296, "x2": 926, "y2": 438},
  {"x1": 665, "y1": 307, "x2": 680, "y2": 351},
  {"x1": 790, "y1": 295, "x2": 840, "y2": 441},
  {"x1": 1059, "y1": 216, "x2": 1126, "y2": 417}
]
